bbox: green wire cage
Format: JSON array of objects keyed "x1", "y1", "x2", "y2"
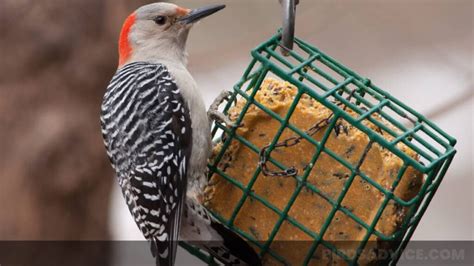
[{"x1": 180, "y1": 32, "x2": 457, "y2": 265}]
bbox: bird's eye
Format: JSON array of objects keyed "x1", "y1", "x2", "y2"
[{"x1": 154, "y1": 16, "x2": 167, "y2": 25}]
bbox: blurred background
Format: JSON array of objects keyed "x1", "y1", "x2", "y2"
[{"x1": 0, "y1": 0, "x2": 472, "y2": 265}]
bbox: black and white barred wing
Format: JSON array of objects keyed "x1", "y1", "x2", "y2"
[{"x1": 100, "y1": 62, "x2": 192, "y2": 266}]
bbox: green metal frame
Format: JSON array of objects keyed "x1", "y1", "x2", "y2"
[{"x1": 180, "y1": 32, "x2": 457, "y2": 265}]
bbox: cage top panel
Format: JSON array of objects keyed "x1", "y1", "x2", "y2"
[{"x1": 245, "y1": 33, "x2": 456, "y2": 172}]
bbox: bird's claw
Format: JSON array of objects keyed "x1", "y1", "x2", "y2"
[
  {"x1": 208, "y1": 90, "x2": 241, "y2": 128},
  {"x1": 209, "y1": 90, "x2": 233, "y2": 112},
  {"x1": 208, "y1": 110, "x2": 242, "y2": 128}
]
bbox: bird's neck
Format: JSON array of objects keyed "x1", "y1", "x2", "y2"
[
  {"x1": 124, "y1": 47, "x2": 187, "y2": 70},
  {"x1": 129, "y1": 41, "x2": 189, "y2": 67}
]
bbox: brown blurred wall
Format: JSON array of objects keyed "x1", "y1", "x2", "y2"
[{"x1": 0, "y1": 0, "x2": 159, "y2": 242}]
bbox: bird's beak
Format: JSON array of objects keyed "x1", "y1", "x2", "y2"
[{"x1": 178, "y1": 4, "x2": 226, "y2": 25}]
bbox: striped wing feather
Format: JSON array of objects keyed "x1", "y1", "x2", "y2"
[{"x1": 100, "y1": 62, "x2": 192, "y2": 266}]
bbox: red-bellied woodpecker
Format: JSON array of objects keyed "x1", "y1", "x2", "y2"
[{"x1": 100, "y1": 2, "x2": 260, "y2": 266}]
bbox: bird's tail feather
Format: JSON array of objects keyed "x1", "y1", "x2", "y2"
[{"x1": 150, "y1": 236, "x2": 174, "y2": 266}]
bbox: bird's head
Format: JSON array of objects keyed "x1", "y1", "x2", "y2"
[{"x1": 118, "y1": 2, "x2": 225, "y2": 67}]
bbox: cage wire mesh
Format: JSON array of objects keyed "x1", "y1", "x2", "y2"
[{"x1": 179, "y1": 32, "x2": 457, "y2": 265}]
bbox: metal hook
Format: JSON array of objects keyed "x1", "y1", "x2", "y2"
[{"x1": 279, "y1": 0, "x2": 299, "y2": 56}]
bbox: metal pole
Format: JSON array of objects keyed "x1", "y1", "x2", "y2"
[{"x1": 280, "y1": 0, "x2": 298, "y2": 56}]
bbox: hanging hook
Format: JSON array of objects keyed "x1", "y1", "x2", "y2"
[{"x1": 279, "y1": 0, "x2": 299, "y2": 56}]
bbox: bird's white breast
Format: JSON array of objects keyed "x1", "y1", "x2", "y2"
[{"x1": 164, "y1": 62, "x2": 212, "y2": 193}]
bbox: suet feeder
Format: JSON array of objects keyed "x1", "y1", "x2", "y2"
[{"x1": 180, "y1": 1, "x2": 457, "y2": 265}]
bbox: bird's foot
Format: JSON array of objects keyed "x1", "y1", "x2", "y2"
[
  {"x1": 208, "y1": 110, "x2": 237, "y2": 127},
  {"x1": 208, "y1": 90, "x2": 241, "y2": 128},
  {"x1": 209, "y1": 90, "x2": 233, "y2": 112}
]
